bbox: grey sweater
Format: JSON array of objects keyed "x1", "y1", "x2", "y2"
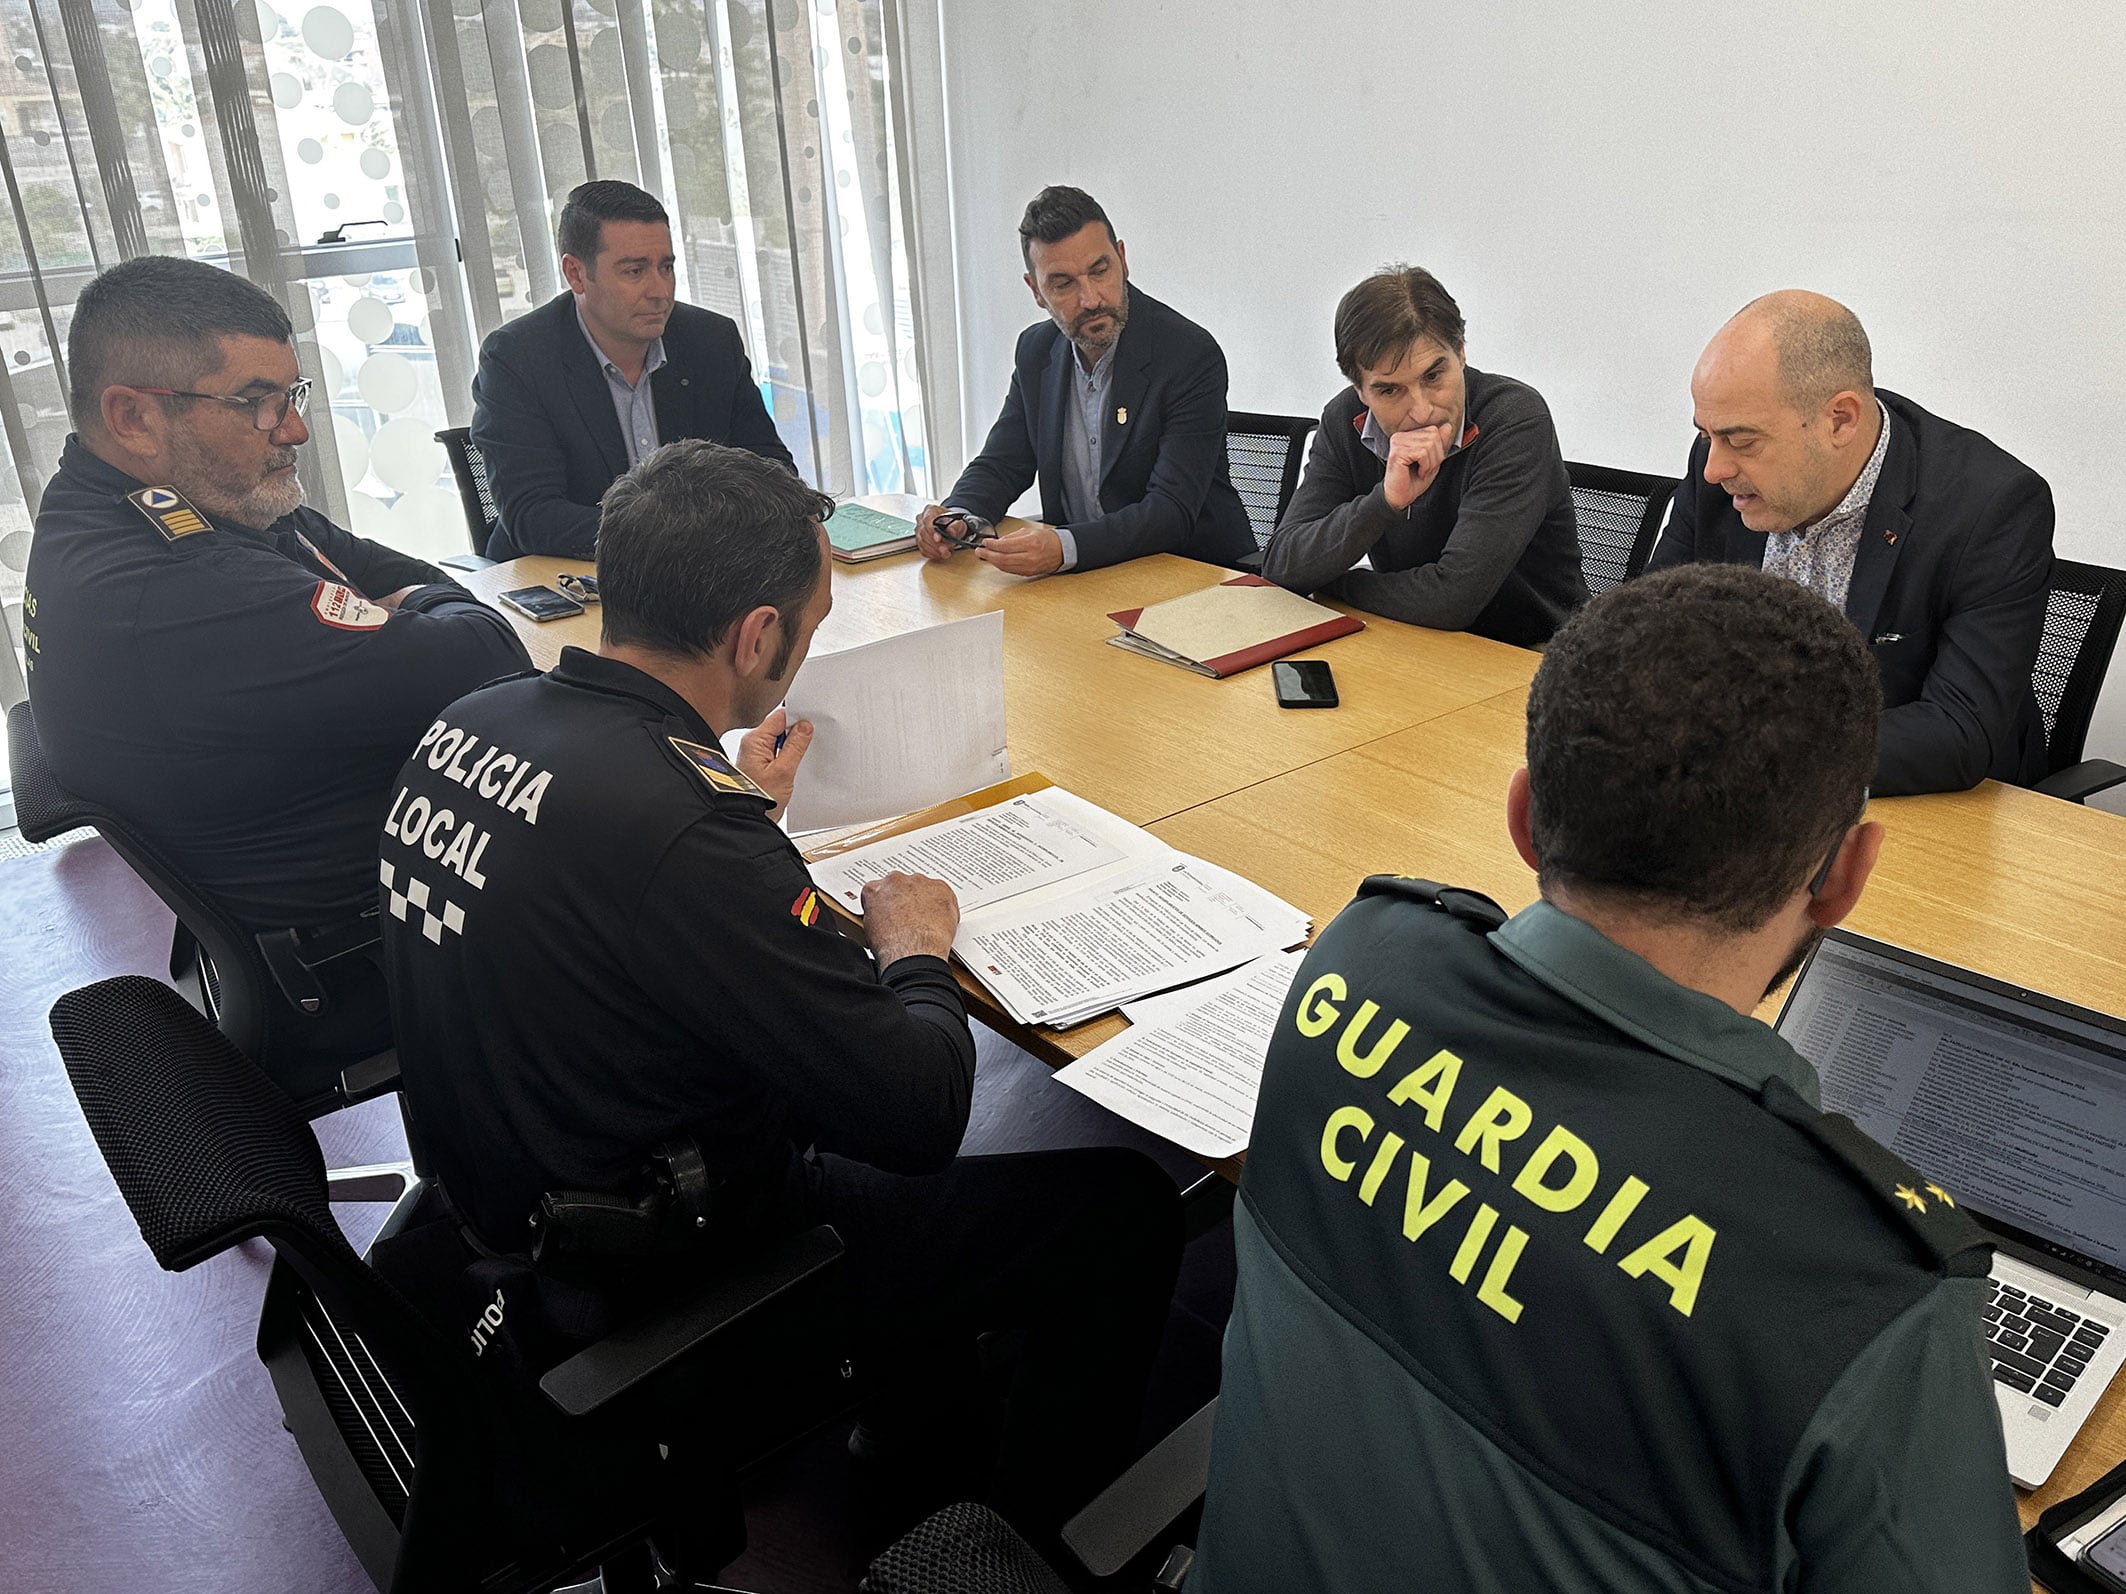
[{"x1": 1262, "y1": 368, "x2": 1588, "y2": 646}]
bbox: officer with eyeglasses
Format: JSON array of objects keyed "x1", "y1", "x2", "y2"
[{"x1": 24, "y1": 256, "x2": 530, "y2": 1079}]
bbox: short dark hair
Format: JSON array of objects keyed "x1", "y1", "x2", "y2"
[
  {"x1": 557, "y1": 180, "x2": 670, "y2": 269},
  {"x1": 1525, "y1": 564, "x2": 1880, "y2": 933},
  {"x1": 596, "y1": 441, "x2": 831, "y2": 670},
  {"x1": 1333, "y1": 266, "x2": 1466, "y2": 382},
  {"x1": 1018, "y1": 185, "x2": 1115, "y2": 269},
  {"x1": 67, "y1": 255, "x2": 292, "y2": 430}
]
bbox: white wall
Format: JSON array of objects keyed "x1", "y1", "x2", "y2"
[{"x1": 933, "y1": 0, "x2": 2126, "y2": 768}]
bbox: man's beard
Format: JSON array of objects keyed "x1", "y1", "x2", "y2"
[
  {"x1": 1764, "y1": 924, "x2": 1825, "y2": 1005},
  {"x1": 1069, "y1": 283, "x2": 1130, "y2": 357},
  {"x1": 166, "y1": 428, "x2": 304, "y2": 529}
]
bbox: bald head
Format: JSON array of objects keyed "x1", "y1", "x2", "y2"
[
  {"x1": 1690, "y1": 291, "x2": 1883, "y2": 535},
  {"x1": 1715, "y1": 290, "x2": 1874, "y2": 414}
]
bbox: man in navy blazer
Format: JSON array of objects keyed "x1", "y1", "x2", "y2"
[
  {"x1": 913, "y1": 187, "x2": 1252, "y2": 575},
  {"x1": 472, "y1": 180, "x2": 793, "y2": 560},
  {"x1": 1648, "y1": 291, "x2": 2053, "y2": 797}
]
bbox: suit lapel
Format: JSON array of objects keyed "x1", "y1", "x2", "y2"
[
  {"x1": 1101, "y1": 302, "x2": 1154, "y2": 490},
  {"x1": 650, "y1": 357, "x2": 692, "y2": 443},
  {"x1": 1844, "y1": 413, "x2": 1914, "y2": 641},
  {"x1": 1035, "y1": 333, "x2": 1072, "y2": 519},
  {"x1": 554, "y1": 295, "x2": 631, "y2": 480}
]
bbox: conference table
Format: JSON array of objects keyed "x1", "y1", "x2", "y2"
[{"x1": 465, "y1": 496, "x2": 2126, "y2": 1545}]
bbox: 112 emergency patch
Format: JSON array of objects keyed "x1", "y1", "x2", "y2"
[
  {"x1": 669, "y1": 737, "x2": 774, "y2": 803},
  {"x1": 311, "y1": 581, "x2": 389, "y2": 630},
  {"x1": 127, "y1": 485, "x2": 213, "y2": 542}
]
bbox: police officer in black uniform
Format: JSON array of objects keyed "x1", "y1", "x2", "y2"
[
  {"x1": 23, "y1": 257, "x2": 530, "y2": 1082},
  {"x1": 1192, "y1": 565, "x2": 2028, "y2": 1592},
  {"x1": 379, "y1": 438, "x2": 1180, "y2": 1543}
]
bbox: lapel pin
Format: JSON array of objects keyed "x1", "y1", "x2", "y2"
[
  {"x1": 680, "y1": 377, "x2": 690, "y2": 386},
  {"x1": 1885, "y1": 530, "x2": 1897, "y2": 544},
  {"x1": 1116, "y1": 406, "x2": 1128, "y2": 425}
]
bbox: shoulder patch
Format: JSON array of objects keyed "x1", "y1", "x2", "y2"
[
  {"x1": 1356, "y1": 874, "x2": 1509, "y2": 932},
  {"x1": 668, "y1": 737, "x2": 774, "y2": 806},
  {"x1": 310, "y1": 581, "x2": 389, "y2": 631},
  {"x1": 1759, "y1": 1075, "x2": 1992, "y2": 1275},
  {"x1": 126, "y1": 485, "x2": 213, "y2": 542},
  {"x1": 790, "y1": 886, "x2": 823, "y2": 927}
]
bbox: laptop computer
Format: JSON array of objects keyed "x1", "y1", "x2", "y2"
[{"x1": 1776, "y1": 928, "x2": 2126, "y2": 1488}]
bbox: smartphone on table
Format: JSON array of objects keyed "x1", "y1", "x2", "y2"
[
  {"x1": 1272, "y1": 659, "x2": 1339, "y2": 709},
  {"x1": 497, "y1": 585, "x2": 585, "y2": 622}
]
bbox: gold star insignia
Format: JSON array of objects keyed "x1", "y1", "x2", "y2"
[
  {"x1": 1894, "y1": 1183, "x2": 1928, "y2": 1212},
  {"x1": 1925, "y1": 1182, "x2": 1955, "y2": 1208}
]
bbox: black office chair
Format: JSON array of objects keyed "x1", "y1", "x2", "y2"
[
  {"x1": 862, "y1": 1397, "x2": 1216, "y2": 1593},
  {"x1": 1566, "y1": 461, "x2": 1678, "y2": 596},
  {"x1": 435, "y1": 426, "x2": 499, "y2": 572},
  {"x1": 1226, "y1": 411, "x2": 1317, "y2": 551},
  {"x1": 2031, "y1": 557, "x2": 2126, "y2": 804},
  {"x1": 7, "y1": 701, "x2": 408, "y2": 1201},
  {"x1": 50, "y1": 974, "x2": 852, "y2": 1594}
]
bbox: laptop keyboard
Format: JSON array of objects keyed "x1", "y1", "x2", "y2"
[{"x1": 1985, "y1": 1280, "x2": 2110, "y2": 1406}]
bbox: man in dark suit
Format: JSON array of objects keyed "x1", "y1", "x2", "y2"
[
  {"x1": 1648, "y1": 290, "x2": 2053, "y2": 796},
  {"x1": 472, "y1": 180, "x2": 794, "y2": 560},
  {"x1": 913, "y1": 186, "x2": 1252, "y2": 575}
]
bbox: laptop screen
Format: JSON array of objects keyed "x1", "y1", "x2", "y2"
[{"x1": 1777, "y1": 932, "x2": 2126, "y2": 1284}]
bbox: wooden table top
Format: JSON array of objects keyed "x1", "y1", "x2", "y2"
[{"x1": 462, "y1": 501, "x2": 2126, "y2": 1542}]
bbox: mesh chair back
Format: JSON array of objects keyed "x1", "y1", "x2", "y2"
[
  {"x1": 6, "y1": 698, "x2": 94, "y2": 842},
  {"x1": 1226, "y1": 411, "x2": 1316, "y2": 549},
  {"x1": 435, "y1": 428, "x2": 500, "y2": 555},
  {"x1": 1567, "y1": 461, "x2": 1678, "y2": 595},
  {"x1": 861, "y1": 1502, "x2": 1076, "y2": 1594},
  {"x1": 2035, "y1": 558, "x2": 2126, "y2": 774},
  {"x1": 50, "y1": 975, "x2": 343, "y2": 1271}
]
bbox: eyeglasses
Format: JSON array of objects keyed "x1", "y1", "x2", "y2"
[{"x1": 132, "y1": 377, "x2": 313, "y2": 432}]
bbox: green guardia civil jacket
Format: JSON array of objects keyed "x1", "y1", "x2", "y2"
[{"x1": 1190, "y1": 883, "x2": 2028, "y2": 1594}]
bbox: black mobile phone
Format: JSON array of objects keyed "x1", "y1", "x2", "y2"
[
  {"x1": 1273, "y1": 659, "x2": 1339, "y2": 709},
  {"x1": 497, "y1": 585, "x2": 586, "y2": 622},
  {"x1": 2086, "y1": 1519, "x2": 2126, "y2": 1593}
]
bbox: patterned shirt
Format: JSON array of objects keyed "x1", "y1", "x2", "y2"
[
  {"x1": 1761, "y1": 402, "x2": 1892, "y2": 612},
  {"x1": 575, "y1": 302, "x2": 666, "y2": 469}
]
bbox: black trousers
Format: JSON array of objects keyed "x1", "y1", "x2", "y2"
[{"x1": 811, "y1": 1145, "x2": 1184, "y2": 1539}]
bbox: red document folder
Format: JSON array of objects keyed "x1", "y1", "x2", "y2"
[{"x1": 1107, "y1": 574, "x2": 1364, "y2": 677}]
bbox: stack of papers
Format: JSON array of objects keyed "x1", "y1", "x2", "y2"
[
  {"x1": 1108, "y1": 575, "x2": 1364, "y2": 677},
  {"x1": 806, "y1": 786, "x2": 1309, "y2": 1027},
  {"x1": 827, "y1": 502, "x2": 919, "y2": 562},
  {"x1": 1056, "y1": 951, "x2": 1304, "y2": 1158}
]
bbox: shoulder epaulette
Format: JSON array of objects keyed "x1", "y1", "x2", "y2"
[
  {"x1": 125, "y1": 486, "x2": 213, "y2": 543},
  {"x1": 664, "y1": 735, "x2": 775, "y2": 809},
  {"x1": 1759, "y1": 1075, "x2": 1992, "y2": 1275},
  {"x1": 1357, "y1": 875, "x2": 1508, "y2": 933}
]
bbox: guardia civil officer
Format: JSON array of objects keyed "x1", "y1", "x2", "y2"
[
  {"x1": 23, "y1": 256, "x2": 530, "y2": 1083},
  {"x1": 1191, "y1": 564, "x2": 2026, "y2": 1592},
  {"x1": 378, "y1": 438, "x2": 1180, "y2": 1543}
]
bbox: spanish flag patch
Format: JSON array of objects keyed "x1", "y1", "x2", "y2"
[{"x1": 790, "y1": 887, "x2": 822, "y2": 927}]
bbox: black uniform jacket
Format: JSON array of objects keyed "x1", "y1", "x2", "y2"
[
  {"x1": 1648, "y1": 388, "x2": 2054, "y2": 796},
  {"x1": 471, "y1": 293, "x2": 795, "y2": 561},
  {"x1": 378, "y1": 648, "x2": 976, "y2": 1246},
  {"x1": 944, "y1": 285, "x2": 1255, "y2": 571},
  {"x1": 23, "y1": 437, "x2": 531, "y2": 932}
]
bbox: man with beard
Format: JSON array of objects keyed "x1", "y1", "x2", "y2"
[
  {"x1": 1190, "y1": 564, "x2": 2026, "y2": 1594},
  {"x1": 913, "y1": 186, "x2": 1252, "y2": 574},
  {"x1": 23, "y1": 256, "x2": 530, "y2": 1077}
]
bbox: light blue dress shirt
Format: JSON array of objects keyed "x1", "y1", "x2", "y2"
[
  {"x1": 1054, "y1": 342, "x2": 1118, "y2": 572},
  {"x1": 575, "y1": 302, "x2": 666, "y2": 470}
]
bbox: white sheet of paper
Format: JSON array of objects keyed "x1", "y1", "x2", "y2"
[
  {"x1": 779, "y1": 611, "x2": 1010, "y2": 832},
  {"x1": 956, "y1": 857, "x2": 1306, "y2": 1027},
  {"x1": 807, "y1": 790, "x2": 1130, "y2": 916},
  {"x1": 1057, "y1": 950, "x2": 1305, "y2": 1158}
]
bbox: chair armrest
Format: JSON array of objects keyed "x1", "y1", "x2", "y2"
[
  {"x1": 2033, "y1": 760, "x2": 2126, "y2": 805},
  {"x1": 538, "y1": 1224, "x2": 844, "y2": 1417},
  {"x1": 338, "y1": 1048, "x2": 400, "y2": 1104},
  {"x1": 1062, "y1": 1397, "x2": 1217, "y2": 1580}
]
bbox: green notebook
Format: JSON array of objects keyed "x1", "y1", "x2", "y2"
[{"x1": 828, "y1": 502, "x2": 919, "y2": 560}]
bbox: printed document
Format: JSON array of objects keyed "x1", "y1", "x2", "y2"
[
  {"x1": 807, "y1": 788, "x2": 1131, "y2": 916},
  {"x1": 1057, "y1": 951, "x2": 1304, "y2": 1158},
  {"x1": 779, "y1": 612, "x2": 1009, "y2": 832}
]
